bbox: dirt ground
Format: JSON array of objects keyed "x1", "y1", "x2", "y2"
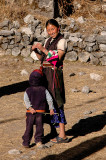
[{"x1": 0, "y1": 55, "x2": 106, "y2": 160}]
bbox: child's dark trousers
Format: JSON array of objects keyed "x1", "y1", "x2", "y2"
[{"x1": 22, "y1": 112, "x2": 43, "y2": 146}]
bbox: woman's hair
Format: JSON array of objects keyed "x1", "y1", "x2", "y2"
[{"x1": 46, "y1": 19, "x2": 59, "y2": 28}]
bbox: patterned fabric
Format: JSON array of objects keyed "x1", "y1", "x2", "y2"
[
  {"x1": 51, "y1": 106, "x2": 67, "y2": 128},
  {"x1": 46, "y1": 50, "x2": 59, "y2": 66}
]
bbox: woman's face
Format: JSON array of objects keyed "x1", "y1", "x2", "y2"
[{"x1": 46, "y1": 24, "x2": 59, "y2": 38}]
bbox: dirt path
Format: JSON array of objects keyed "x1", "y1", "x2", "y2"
[{"x1": 0, "y1": 56, "x2": 106, "y2": 160}]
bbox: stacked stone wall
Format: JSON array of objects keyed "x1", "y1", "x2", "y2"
[{"x1": 0, "y1": 15, "x2": 106, "y2": 65}]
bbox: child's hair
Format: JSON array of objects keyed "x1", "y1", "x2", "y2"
[{"x1": 46, "y1": 19, "x2": 59, "y2": 28}]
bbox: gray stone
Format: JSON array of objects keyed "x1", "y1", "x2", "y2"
[
  {"x1": 96, "y1": 35, "x2": 106, "y2": 44},
  {"x1": 85, "y1": 46, "x2": 93, "y2": 52},
  {"x1": 8, "y1": 149, "x2": 22, "y2": 155},
  {"x1": 92, "y1": 44, "x2": 99, "y2": 51},
  {"x1": 78, "y1": 72, "x2": 86, "y2": 76},
  {"x1": 1, "y1": 43, "x2": 8, "y2": 50},
  {"x1": 24, "y1": 14, "x2": 35, "y2": 24},
  {"x1": 90, "y1": 55, "x2": 99, "y2": 65},
  {"x1": 99, "y1": 44, "x2": 106, "y2": 52},
  {"x1": 21, "y1": 69, "x2": 28, "y2": 76},
  {"x1": 93, "y1": 52, "x2": 105, "y2": 58},
  {"x1": 63, "y1": 32, "x2": 70, "y2": 39},
  {"x1": 67, "y1": 42, "x2": 73, "y2": 51},
  {"x1": 15, "y1": 35, "x2": 22, "y2": 43},
  {"x1": 69, "y1": 36, "x2": 79, "y2": 43},
  {"x1": 82, "y1": 86, "x2": 90, "y2": 93},
  {"x1": 12, "y1": 47, "x2": 21, "y2": 56},
  {"x1": 8, "y1": 45, "x2": 15, "y2": 49},
  {"x1": 0, "y1": 30, "x2": 15, "y2": 36},
  {"x1": 100, "y1": 56, "x2": 106, "y2": 65},
  {"x1": 0, "y1": 20, "x2": 9, "y2": 29},
  {"x1": 23, "y1": 34, "x2": 30, "y2": 41},
  {"x1": 78, "y1": 52, "x2": 90, "y2": 62},
  {"x1": 5, "y1": 49, "x2": 12, "y2": 55},
  {"x1": 78, "y1": 41, "x2": 86, "y2": 49},
  {"x1": 71, "y1": 88, "x2": 80, "y2": 92},
  {"x1": 84, "y1": 35, "x2": 96, "y2": 42},
  {"x1": 13, "y1": 21, "x2": 20, "y2": 29},
  {"x1": 90, "y1": 73, "x2": 103, "y2": 81},
  {"x1": 65, "y1": 51, "x2": 78, "y2": 61},
  {"x1": 20, "y1": 27, "x2": 33, "y2": 36},
  {"x1": 100, "y1": 31, "x2": 106, "y2": 36},
  {"x1": 21, "y1": 46, "x2": 31, "y2": 57},
  {"x1": 2, "y1": 37, "x2": 8, "y2": 43}
]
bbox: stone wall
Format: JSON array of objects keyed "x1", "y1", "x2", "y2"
[{"x1": 0, "y1": 15, "x2": 106, "y2": 65}]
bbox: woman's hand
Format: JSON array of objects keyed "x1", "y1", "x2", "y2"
[
  {"x1": 32, "y1": 43, "x2": 43, "y2": 52},
  {"x1": 50, "y1": 109, "x2": 54, "y2": 115},
  {"x1": 32, "y1": 43, "x2": 48, "y2": 55}
]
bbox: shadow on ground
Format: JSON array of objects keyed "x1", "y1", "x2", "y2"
[
  {"x1": 0, "y1": 80, "x2": 29, "y2": 97},
  {"x1": 41, "y1": 134, "x2": 106, "y2": 160},
  {"x1": 41, "y1": 112, "x2": 106, "y2": 160},
  {"x1": 66, "y1": 111, "x2": 106, "y2": 140}
]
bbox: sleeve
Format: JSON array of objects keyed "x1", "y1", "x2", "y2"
[
  {"x1": 57, "y1": 38, "x2": 67, "y2": 51},
  {"x1": 45, "y1": 89, "x2": 54, "y2": 110},
  {"x1": 24, "y1": 91, "x2": 32, "y2": 109}
]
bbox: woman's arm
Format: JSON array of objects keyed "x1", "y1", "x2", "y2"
[{"x1": 32, "y1": 43, "x2": 49, "y2": 60}]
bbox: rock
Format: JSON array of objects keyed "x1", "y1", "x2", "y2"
[
  {"x1": 0, "y1": 20, "x2": 10, "y2": 29},
  {"x1": 24, "y1": 14, "x2": 35, "y2": 24},
  {"x1": 82, "y1": 86, "x2": 90, "y2": 93},
  {"x1": 21, "y1": 47, "x2": 31, "y2": 58},
  {"x1": 100, "y1": 56, "x2": 106, "y2": 65},
  {"x1": 8, "y1": 149, "x2": 22, "y2": 155},
  {"x1": 90, "y1": 55, "x2": 100, "y2": 65},
  {"x1": 13, "y1": 21, "x2": 20, "y2": 29},
  {"x1": 93, "y1": 52, "x2": 105, "y2": 58},
  {"x1": 71, "y1": 88, "x2": 80, "y2": 92},
  {"x1": 20, "y1": 27, "x2": 33, "y2": 36},
  {"x1": 84, "y1": 110, "x2": 92, "y2": 115},
  {"x1": 96, "y1": 35, "x2": 106, "y2": 44},
  {"x1": 69, "y1": 73, "x2": 76, "y2": 77},
  {"x1": 78, "y1": 52, "x2": 90, "y2": 62},
  {"x1": 90, "y1": 73, "x2": 103, "y2": 81},
  {"x1": 99, "y1": 44, "x2": 106, "y2": 52},
  {"x1": 0, "y1": 30, "x2": 14, "y2": 36},
  {"x1": 1, "y1": 43, "x2": 8, "y2": 50},
  {"x1": 78, "y1": 72, "x2": 86, "y2": 76},
  {"x1": 65, "y1": 51, "x2": 78, "y2": 61},
  {"x1": 84, "y1": 35, "x2": 96, "y2": 43},
  {"x1": 12, "y1": 47, "x2": 21, "y2": 56},
  {"x1": 21, "y1": 69, "x2": 28, "y2": 76}
]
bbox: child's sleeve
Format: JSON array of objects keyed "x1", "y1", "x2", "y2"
[
  {"x1": 45, "y1": 89, "x2": 54, "y2": 110},
  {"x1": 24, "y1": 91, "x2": 32, "y2": 109}
]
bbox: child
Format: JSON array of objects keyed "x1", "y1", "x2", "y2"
[{"x1": 22, "y1": 69, "x2": 54, "y2": 148}]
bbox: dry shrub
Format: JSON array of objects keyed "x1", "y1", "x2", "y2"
[{"x1": 0, "y1": 0, "x2": 31, "y2": 24}]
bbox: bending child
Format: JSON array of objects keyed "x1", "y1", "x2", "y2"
[{"x1": 22, "y1": 69, "x2": 54, "y2": 149}]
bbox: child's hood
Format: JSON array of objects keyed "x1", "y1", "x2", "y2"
[{"x1": 29, "y1": 69, "x2": 43, "y2": 86}]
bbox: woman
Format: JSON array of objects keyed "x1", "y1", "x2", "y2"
[{"x1": 32, "y1": 19, "x2": 68, "y2": 143}]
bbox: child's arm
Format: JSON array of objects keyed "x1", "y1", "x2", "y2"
[
  {"x1": 24, "y1": 92, "x2": 36, "y2": 114},
  {"x1": 45, "y1": 89, "x2": 54, "y2": 115}
]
